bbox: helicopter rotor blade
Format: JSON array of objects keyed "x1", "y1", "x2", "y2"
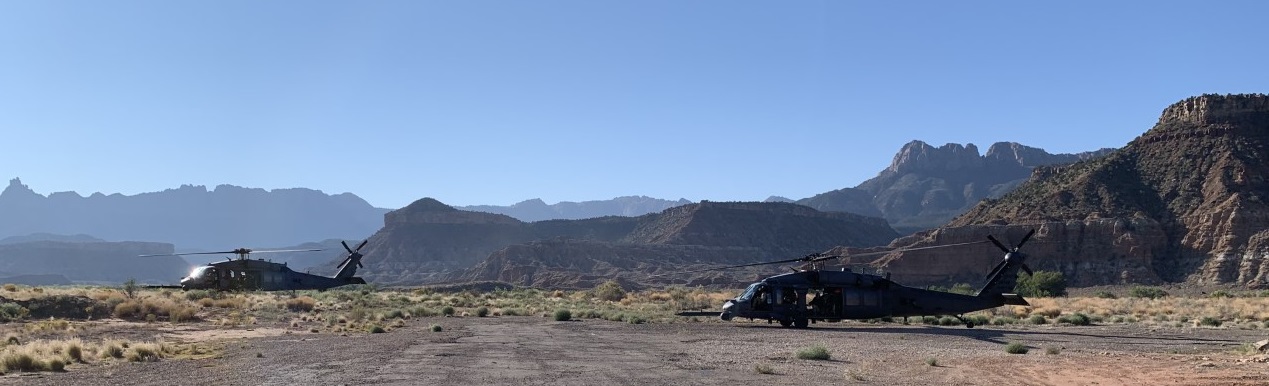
[
  {"x1": 1016, "y1": 229, "x2": 1036, "y2": 249},
  {"x1": 986, "y1": 235, "x2": 1010, "y2": 253},
  {"x1": 1022, "y1": 263, "x2": 1034, "y2": 276},
  {"x1": 247, "y1": 249, "x2": 323, "y2": 254}
]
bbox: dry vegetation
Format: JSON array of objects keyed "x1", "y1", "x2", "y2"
[{"x1": 0, "y1": 281, "x2": 1267, "y2": 376}]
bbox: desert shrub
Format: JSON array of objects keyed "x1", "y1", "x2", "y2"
[
  {"x1": 66, "y1": 342, "x2": 84, "y2": 363},
  {"x1": 1045, "y1": 346, "x2": 1061, "y2": 355},
  {"x1": 2, "y1": 284, "x2": 15, "y2": 292},
  {"x1": 1093, "y1": 291, "x2": 1117, "y2": 299},
  {"x1": 626, "y1": 315, "x2": 647, "y2": 324},
  {"x1": 1210, "y1": 290, "x2": 1233, "y2": 299},
  {"x1": 122, "y1": 278, "x2": 138, "y2": 299},
  {"x1": 47, "y1": 358, "x2": 64, "y2": 371},
  {"x1": 925, "y1": 357, "x2": 938, "y2": 366},
  {"x1": 593, "y1": 280, "x2": 626, "y2": 302},
  {"x1": 938, "y1": 316, "x2": 957, "y2": 326},
  {"x1": 921, "y1": 316, "x2": 938, "y2": 325},
  {"x1": 430, "y1": 324, "x2": 443, "y2": 332},
  {"x1": 1004, "y1": 342, "x2": 1029, "y2": 354},
  {"x1": 368, "y1": 325, "x2": 386, "y2": 333},
  {"x1": 1128, "y1": 286, "x2": 1168, "y2": 299},
  {"x1": 1028, "y1": 315, "x2": 1047, "y2": 325},
  {"x1": 968, "y1": 315, "x2": 990, "y2": 326},
  {"x1": 1198, "y1": 316, "x2": 1222, "y2": 327},
  {"x1": 2, "y1": 352, "x2": 38, "y2": 372},
  {"x1": 754, "y1": 363, "x2": 775, "y2": 374},
  {"x1": 113, "y1": 300, "x2": 143, "y2": 318},
  {"x1": 0, "y1": 303, "x2": 29, "y2": 322},
  {"x1": 285, "y1": 296, "x2": 317, "y2": 312},
  {"x1": 553, "y1": 309, "x2": 572, "y2": 321},
  {"x1": 170, "y1": 306, "x2": 198, "y2": 323},
  {"x1": 126, "y1": 344, "x2": 161, "y2": 362},
  {"x1": 796, "y1": 344, "x2": 831, "y2": 360},
  {"x1": 1056, "y1": 313, "x2": 1091, "y2": 326},
  {"x1": 441, "y1": 306, "x2": 455, "y2": 316},
  {"x1": 183, "y1": 290, "x2": 215, "y2": 301},
  {"x1": 101, "y1": 343, "x2": 124, "y2": 359},
  {"x1": 1015, "y1": 271, "x2": 1067, "y2": 297},
  {"x1": 474, "y1": 307, "x2": 489, "y2": 317}
]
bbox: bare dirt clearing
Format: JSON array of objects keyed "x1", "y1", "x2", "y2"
[{"x1": 7, "y1": 316, "x2": 1268, "y2": 385}]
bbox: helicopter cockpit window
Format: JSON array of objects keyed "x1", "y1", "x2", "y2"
[
  {"x1": 188, "y1": 266, "x2": 212, "y2": 279},
  {"x1": 737, "y1": 283, "x2": 760, "y2": 301}
]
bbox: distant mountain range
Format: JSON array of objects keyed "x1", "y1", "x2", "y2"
[
  {"x1": 787, "y1": 141, "x2": 1115, "y2": 234},
  {"x1": 0, "y1": 180, "x2": 389, "y2": 251},
  {"x1": 458, "y1": 196, "x2": 691, "y2": 222}
]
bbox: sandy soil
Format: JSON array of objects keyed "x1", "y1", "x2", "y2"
[{"x1": 7, "y1": 317, "x2": 1269, "y2": 385}]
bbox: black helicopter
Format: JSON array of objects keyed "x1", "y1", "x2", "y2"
[
  {"x1": 142, "y1": 240, "x2": 370, "y2": 291},
  {"x1": 677, "y1": 230, "x2": 1037, "y2": 328}
]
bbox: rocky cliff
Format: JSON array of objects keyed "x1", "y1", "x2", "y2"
[
  {"x1": 796, "y1": 141, "x2": 1114, "y2": 234},
  {"x1": 0, "y1": 180, "x2": 389, "y2": 250},
  {"x1": 875, "y1": 94, "x2": 1269, "y2": 288},
  {"x1": 359, "y1": 198, "x2": 899, "y2": 287}
]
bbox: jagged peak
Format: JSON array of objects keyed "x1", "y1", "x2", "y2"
[
  {"x1": 887, "y1": 141, "x2": 983, "y2": 174},
  {"x1": 1, "y1": 177, "x2": 39, "y2": 198},
  {"x1": 511, "y1": 198, "x2": 549, "y2": 207}
]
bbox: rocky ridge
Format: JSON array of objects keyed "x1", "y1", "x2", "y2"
[
  {"x1": 875, "y1": 94, "x2": 1269, "y2": 288},
  {"x1": 357, "y1": 198, "x2": 899, "y2": 287},
  {"x1": 796, "y1": 141, "x2": 1114, "y2": 234}
]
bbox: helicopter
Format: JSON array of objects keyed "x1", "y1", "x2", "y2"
[
  {"x1": 674, "y1": 230, "x2": 1037, "y2": 328},
  {"x1": 141, "y1": 240, "x2": 371, "y2": 291}
]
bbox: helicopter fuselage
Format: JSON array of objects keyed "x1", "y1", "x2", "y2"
[
  {"x1": 180, "y1": 258, "x2": 365, "y2": 291},
  {"x1": 718, "y1": 269, "x2": 1015, "y2": 328}
]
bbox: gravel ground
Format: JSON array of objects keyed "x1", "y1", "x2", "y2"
[{"x1": 8, "y1": 317, "x2": 1269, "y2": 385}]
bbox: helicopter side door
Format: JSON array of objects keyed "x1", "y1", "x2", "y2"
[{"x1": 841, "y1": 286, "x2": 885, "y2": 319}]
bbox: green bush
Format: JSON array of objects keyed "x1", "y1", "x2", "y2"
[
  {"x1": 1093, "y1": 291, "x2": 1117, "y2": 299},
  {"x1": 795, "y1": 344, "x2": 831, "y2": 360},
  {"x1": 475, "y1": 307, "x2": 489, "y2": 317},
  {"x1": 1210, "y1": 290, "x2": 1233, "y2": 299},
  {"x1": 593, "y1": 281, "x2": 626, "y2": 302},
  {"x1": 430, "y1": 324, "x2": 443, "y2": 332},
  {"x1": 441, "y1": 306, "x2": 455, "y2": 316},
  {"x1": 1128, "y1": 286, "x2": 1168, "y2": 299},
  {"x1": 553, "y1": 309, "x2": 572, "y2": 321},
  {"x1": 1198, "y1": 316, "x2": 1222, "y2": 327},
  {"x1": 368, "y1": 325, "x2": 386, "y2": 333},
  {"x1": 1004, "y1": 342, "x2": 1029, "y2": 354},
  {"x1": 1056, "y1": 313, "x2": 1091, "y2": 326},
  {"x1": 0, "y1": 303, "x2": 29, "y2": 322},
  {"x1": 1015, "y1": 271, "x2": 1067, "y2": 297},
  {"x1": 1028, "y1": 315, "x2": 1047, "y2": 325}
]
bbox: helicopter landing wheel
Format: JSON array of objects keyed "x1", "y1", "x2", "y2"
[
  {"x1": 794, "y1": 318, "x2": 809, "y2": 329},
  {"x1": 779, "y1": 319, "x2": 793, "y2": 328}
]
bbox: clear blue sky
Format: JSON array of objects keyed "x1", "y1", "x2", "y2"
[{"x1": 2, "y1": 1, "x2": 1266, "y2": 209}]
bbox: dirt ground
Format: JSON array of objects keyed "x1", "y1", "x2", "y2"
[{"x1": 7, "y1": 316, "x2": 1269, "y2": 386}]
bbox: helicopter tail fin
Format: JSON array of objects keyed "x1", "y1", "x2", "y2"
[
  {"x1": 974, "y1": 230, "x2": 1036, "y2": 306},
  {"x1": 334, "y1": 240, "x2": 369, "y2": 280}
]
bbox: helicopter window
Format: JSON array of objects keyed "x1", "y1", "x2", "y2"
[
  {"x1": 737, "y1": 283, "x2": 760, "y2": 301},
  {"x1": 844, "y1": 289, "x2": 862, "y2": 306},
  {"x1": 862, "y1": 290, "x2": 879, "y2": 306},
  {"x1": 188, "y1": 266, "x2": 212, "y2": 278}
]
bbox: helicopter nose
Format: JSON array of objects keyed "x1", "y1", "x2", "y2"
[{"x1": 720, "y1": 300, "x2": 735, "y2": 321}]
